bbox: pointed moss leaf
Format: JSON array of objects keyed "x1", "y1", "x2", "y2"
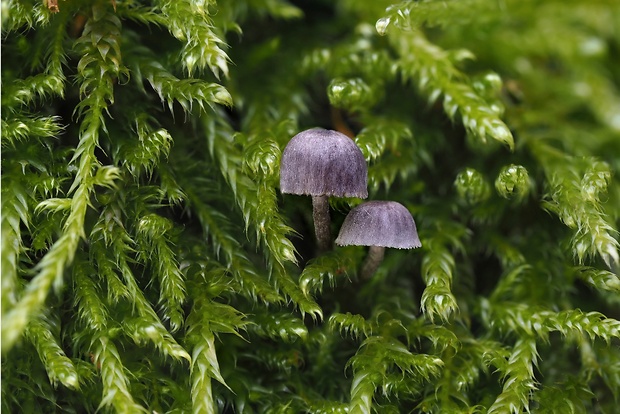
[
  {"x1": 73, "y1": 261, "x2": 109, "y2": 332},
  {"x1": 190, "y1": 330, "x2": 225, "y2": 413},
  {"x1": 575, "y1": 267, "x2": 620, "y2": 293},
  {"x1": 375, "y1": 16, "x2": 391, "y2": 36},
  {"x1": 93, "y1": 165, "x2": 121, "y2": 189},
  {"x1": 136, "y1": 213, "x2": 187, "y2": 332},
  {"x1": 139, "y1": 59, "x2": 232, "y2": 113},
  {"x1": 250, "y1": 311, "x2": 308, "y2": 342},
  {"x1": 551, "y1": 310, "x2": 620, "y2": 343},
  {"x1": 190, "y1": 327, "x2": 230, "y2": 388},
  {"x1": 121, "y1": 114, "x2": 173, "y2": 178},
  {"x1": 274, "y1": 265, "x2": 323, "y2": 321},
  {"x1": 123, "y1": 318, "x2": 191, "y2": 363},
  {"x1": 484, "y1": 300, "x2": 620, "y2": 343},
  {"x1": 421, "y1": 288, "x2": 458, "y2": 323},
  {"x1": 329, "y1": 312, "x2": 373, "y2": 340},
  {"x1": 347, "y1": 335, "x2": 443, "y2": 411},
  {"x1": 2, "y1": 74, "x2": 65, "y2": 108},
  {"x1": 35, "y1": 197, "x2": 72, "y2": 214},
  {"x1": 1, "y1": 184, "x2": 29, "y2": 316},
  {"x1": 378, "y1": 0, "x2": 509, "y2": 31},
  {"x1": 299, "y1": 250, "x2": 355, "y2": 298},
  {"x1": 407, "y1": 320, "x2": 460, "y2": 353}
]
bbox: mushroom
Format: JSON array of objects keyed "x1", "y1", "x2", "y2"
[
  {"x1": 335, "y1": 201, "x2": 421, "y2": 279},
  {"x1": 280, "y1": 128, "x2": 368, "y2": 252}
]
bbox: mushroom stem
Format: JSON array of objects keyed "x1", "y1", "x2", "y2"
[
  {"x1": 360, "y1": 245, "x2": 385, "y2": 280},
  {"x1": 312, "y1": 195, "x2": 332, "y2": 252}
]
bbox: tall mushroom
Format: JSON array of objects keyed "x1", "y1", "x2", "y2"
[
  {"x1": 335, "y1": 201, "x2": 421, "y2": 279},
  {"x1": 280, "y1": 128, "x2": 368, "y2": 252}
]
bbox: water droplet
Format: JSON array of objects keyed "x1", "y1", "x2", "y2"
[{"x1": 375, "y1": 17, "x2": 391, "y2": 36}]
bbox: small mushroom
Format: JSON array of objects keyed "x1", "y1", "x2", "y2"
[
  {"x1": 280, "y1": 128, "x2": 368, "y2": 252},
  {"x1": 335, "y1": 201, "x2": 421, "y2": 279}
]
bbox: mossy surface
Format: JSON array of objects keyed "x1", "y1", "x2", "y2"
[{"x1": 2, "y1": 1, "x2": 619, "y2": 412}]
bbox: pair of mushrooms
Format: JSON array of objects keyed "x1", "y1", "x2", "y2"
[{"x1": 280, "y1": 128, "x2": 421, "y2": 279}]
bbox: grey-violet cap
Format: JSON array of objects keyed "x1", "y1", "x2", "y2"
[
  {"x1": 280, "y1": 128, "x2": 368, "y2": 198},
  {"x1": 335, "y1": 201, "x2": 421, "y2": 249}
]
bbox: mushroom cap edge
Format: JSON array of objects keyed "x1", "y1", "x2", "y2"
[{"x1": 335, "y1": 200, "x2": 421, "y2": 249}]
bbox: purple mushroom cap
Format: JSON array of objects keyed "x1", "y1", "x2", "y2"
[
  {"x1": 280, "y1": 128, "x2": 368, "y2": 198},
  {"x1": 335, "y1": 201, "x2": 421, "y2": 249}
]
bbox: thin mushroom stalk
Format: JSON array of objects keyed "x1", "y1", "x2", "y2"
[
  {"x1": 360, "y1": 245, "x2": 385, "y2": 280},
  {"x1": 312, "y1": 195, "x2": 332, "y2": 252}
]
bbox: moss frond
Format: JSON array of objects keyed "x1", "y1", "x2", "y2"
[
  {"x1": 273, "y1": 263, "x2": 323, "y2": 320},
  {"x1": 574, "y1": 266, "x2": 620, "y2": 294},
  {"x1": 533, "y1": 142, "x2": 619, "y2": 267},
  {"x1": 135, "y1": 213, "x2": 187, "y2": 331},
  {"x1": 329, "y1": 312, "x2": 373, "y2": 341},
  {"x1": 355, "y1": 118, "x2": 413, "y2": 163},
  {"x1": 156, "y1": 0, "x2": 230, "y2": 77},
  {"x1": 186, "y1": 292, "x2": 246, "y2": 413},
  {"x1": 1, "y1": 115, "x2": 63, "y2": 147},
  {"x1": 204, "y1": 115, "x2": 298, "y2": 267},
  {"x1": 420, "y1": 234, "x2": 460, "y2": 322},
  {"x1": 138, "y1": 58, "x2": 232, "y2": 113},
  {"x1": 91, "y1": 335, "x2": 148, "y2": 413},
  {"x1": 389, "y1": 29, "x2": 514, "y2": 150},
  {"x1": 249, "y1": 310, "x2": 308, "y2": 342},
  {"x1": 299, "y1": 250, "x2": 355, "y2": 299},
  {"x1": 25, "y1": 313, "x2": 79, "y2": 390},
  {"x1": 1, "y1": 180, "x2": 30, "y2": 317},
  {"x1": 90, "y1": 201, "x2": 191, "y2": 363},
  {"x1": 482, "y1": 300, "x2": 620, "y2": 343},
  {"x1": 347, "y1": 335, "x2": 444, "y2": 411},
  {"x1": 377, "y1": 0, "x2": 501, "y2": 31},
  {"x1": 487, "y1": 336, "x2": 539, "y2": 414},
  {"x1": 73, "y1": 258, "x2": 109, "y2": 332},
  {"x1": 182, "y1": 174, "x2": 283, "y2": 303},
  {"x1": 1, "y1": 74, "x2": 65, "y2": 109},
  {"x1": 119, "y1": 114, "x2": 173, "y2": 179},
  {"x1": 2, "y1": 4, "x2": 123, "y2": 352}
]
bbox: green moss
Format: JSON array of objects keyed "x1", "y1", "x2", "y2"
[{"x1": 2, "y1": 0, "x2": 619, "y2": 412}]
